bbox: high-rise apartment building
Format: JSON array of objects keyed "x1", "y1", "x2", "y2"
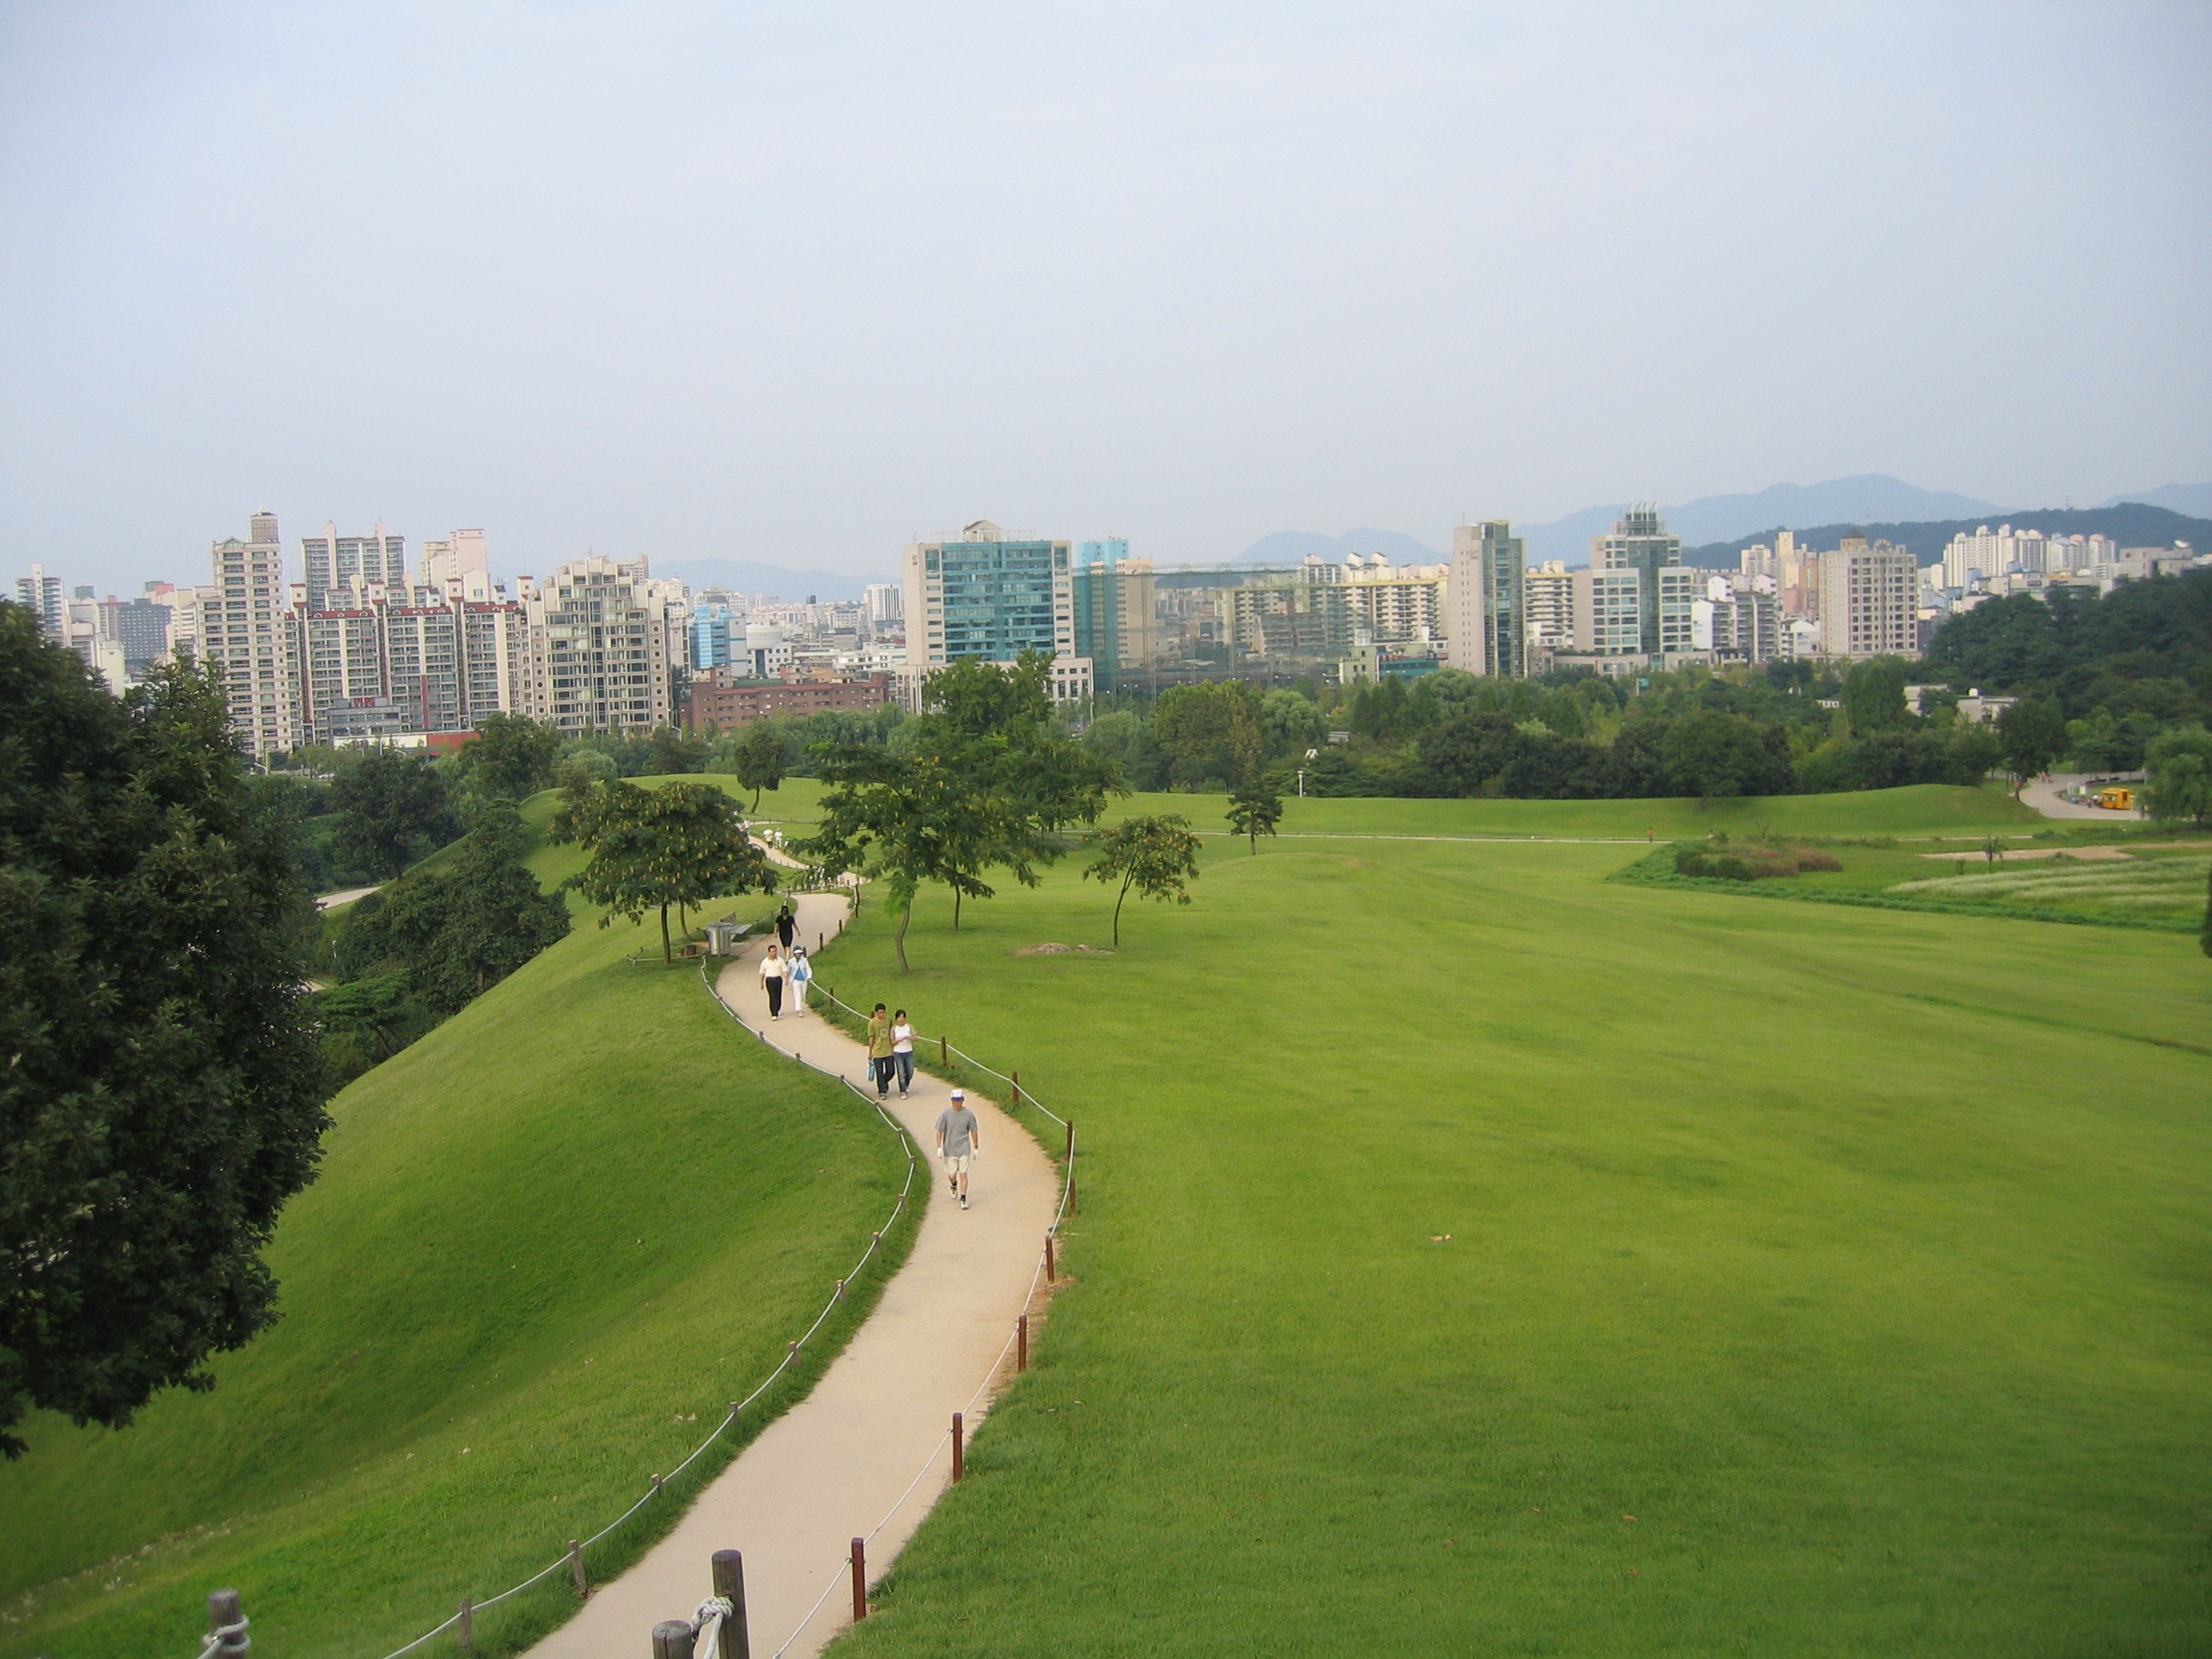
[
  {"x1": 301, "y1": 521, "x2": 406, "y2": 611},
  {"x1": 192, "y1": 510, "x2": 302, "y2": 755},
  {"x1": 1071, "y1": 538, "x2": 1160, "y2": 688},
  {"x1": 1523, "y1": 561, "x2": 1576, "y2": 660},
  {"x1": 14, "y1": 566, "x2": 65, "y2": 638},
  {"x1": 862, "y1": 582, "x2": 903, "y2": 627},
  {"x1": 1692, "y1": 573, "x2": 1779, "y2": 664},
  {"x1": 1447, "y1": 521, "x2": 1526, "y2": 678},
  {"x1": 418, "y1": 529, "x2": 489, "y2": 594},
  {"x1": 902, "y1": 521, "x2": 1077, "y2": 670},
  {"x1": 1592, "y1": 505, "x2": 1683, "y2": 656},
  {"x1": 521, "y1": 556, "x2": 682, "y2": 733},
  {"x1": 1817, "y1": 537, "x2": 1918, "y2": 660},
  {"x1": 114, "y1": 595, "x2": 173, "y2": 674}
]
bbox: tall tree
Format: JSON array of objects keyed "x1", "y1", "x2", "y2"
[
  {"x1": 1225, "y1": 783, "x2": 1284, "y2": 853},
  {"x1": 1995, "y1": 696, "x2": 2069, "y2": 796},
  {"x1": 454, "y1": 712, "x2": 560, "y2": 800},
  {"x1": 0, "y1": 608, "x2": 329, "y2": 1455},
  {"x1": 1151, "y1": 680, "x2": 1264, "y2": 789},
  {"x1": 331, "y1": 748, "x2": 458, "y2": 879},
  {"x1": 2145, "y1": 725, "x2": 2212, "y2": 827},
  {"x1": 1841, "y1": 659, "x2": 1909, "y2": 735},
  {"x1": 734, "y1": 720, "x2": 788, "y2": 812},
  {"x1": 1084, "y1": 814, "x2": 1202, "y2": 946},
  {"x1": 558, "y1": 780, "x2": 774, "y2": 962}
]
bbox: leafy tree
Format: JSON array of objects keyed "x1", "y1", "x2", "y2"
[
  {"x1": 0, "y1": 608, "x2": 329, "y2": 1455},
  {"x1": 1151, "y1": 680, "x2": 1264, "y2": 789},
  {"x1": 2145, "y1": 725, "x2": 2212, "y2": 827},
  {"x1": 644, "y1": 724, "x2": 707, "y2": 776},
  {"x1": 358, "y1": 803, "x2": 571, "y2": 1011},
  {"x1": 1995, "y1": 696, "x2": 2069, "y2": 795},
  {"x1": 1662, "y1": 708, "x2": 1788, "y2": 800},
  {"x1": 309, "y1": 973, "x2": 430, "y2": 1086},
  {"x1": 331, "y1": 748, "x2": 458, "y2": 879},
  {"x1": 1084, "y1": 813, "x2": 1202, "y2": 946},
  {"x1": 1083, "y1": 709, "x2": 1170, "y2": 792},
  {"x1": 1841, "y1": 659, "x2": 1909, "y2": 735},
  {"x1": 454, "y1": 712, "x2": 560, "y2": 800},
  {"x1": 1258, "y1": 688, "x2": 1328, "y2": 757},
  {"x1": 734, "y1": 720, "x2": 788, "y2": 811},
  {"x1": 801, "y1": 748, "x2": 1004, "y2": 971},
  {"x1": 1225, "y1": 783, "x2": 1284, "y2": 853},
  {"x1": 559, "y1": 780, "x2": 773, "y2": 962}
]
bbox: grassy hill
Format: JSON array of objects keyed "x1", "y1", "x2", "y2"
[
  {"x1": 808, "y1": 795, "x2": 2211, "y2": 1655},
  {"x1": 0, "y1": 791, "x2": 916, "y2": 1659}
]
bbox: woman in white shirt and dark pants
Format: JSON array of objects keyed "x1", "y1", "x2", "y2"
[{"x1": 892, "y1": 1010, "x2": 917, "y2": 1097}]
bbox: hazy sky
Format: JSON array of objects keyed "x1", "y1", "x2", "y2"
[{"x1": 3, "y1": 2, "x2": 2207, "y2": 594}]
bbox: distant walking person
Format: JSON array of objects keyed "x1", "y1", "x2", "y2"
[
  {"x1": 867, "y1": 1002, "x2": 895, "y2": 1098},
  {"x1": 776, "y1": 903, "x2": 797, "y2": 954},
  {"x1": 936, "y1": 1088, "x2": 981, "y2": 1210},
  {"x1": 891, "y1": 1009, "x2": 917, "y2": 1097},
  {"x1": 760, "y1": 944, "x2": 787, "y2": 1020},
  {"x1": 788, "y1": 946, "x2": 812, "y2": 1015}
]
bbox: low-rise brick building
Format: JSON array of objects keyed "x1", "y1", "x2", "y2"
[{"x1": 682, "y1": 670, "x2": 891, "y2": 733}]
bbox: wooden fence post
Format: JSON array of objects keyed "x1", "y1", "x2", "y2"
[
  {"x1": 940, "y1": 1034, "x2": 948, "y2": 1068},
  {"x1": 952, "y1": 1411, "x2": 964, "y2": 1481},
  {"x1": 850, "y1": 1538, "x2": 867, "y2": 1621},
  {"x1": 458, "y1": 1596, "x2": 473, "y2": 1650},
  {"x1": 568, "y1": 1539, "x2": 588, "y2": 1598},
  {"x1": 1017, "y1": 1313, "x2": 1028, "y2": 1372},
  {"x1": 207, "y1": 1589, "x2": 248, "y2": 1656},
  {"x1": 652, "y1": 1620, "x2": 695, "y2": 1658},
  {"x1": 713, "y1": 1548, "x2": 751, "y2": 1659},
  {"x1": 1045, "y1": 1233, "x2": 1056, "y2": 1282},
  {"x1": 1011, "y1": 1069, "x2": 1021, "y2": 1107}
]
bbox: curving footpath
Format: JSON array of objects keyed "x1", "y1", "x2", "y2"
[{"x1": 524, "y1": 889, "x2": 1058, "y2": 1659}]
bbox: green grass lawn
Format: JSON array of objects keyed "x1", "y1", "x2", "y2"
[
  {"x1": 0, "y1": 870, "x2": 917, "y2": 1658},
  {"x1": 805, "y1": 796, "x2": 2211, "y2": 1656}
]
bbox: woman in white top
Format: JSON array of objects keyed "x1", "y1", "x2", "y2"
[
  {"x1": 760, "y1": 944, "x2": 786, "y2": 1020},
  {"x1": 788, "y1": 946, "x2": 812, "y2": 1015},
  {"x1": 891, "y1": 1009, "x2": 917, "y2": 1097}
]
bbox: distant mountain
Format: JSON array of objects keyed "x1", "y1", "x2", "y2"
[
  {"x1": 2104, "y1": 482, "x2": 2212, "y2": 518},
  {"x1": 651, "y1": 559, "x2": 877, "y2": 601},
  {"x1": 1231, "y1": 527, "x2": 1443, "y2": 567},
  {"x1": 1518, "y1": 475, "x2": 2001, "y2": 564},
  {"x1": 1680, "y1": 503, "x2": 2212, "y2": 568}
]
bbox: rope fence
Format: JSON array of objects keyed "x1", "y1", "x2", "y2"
[{"x1": 191, "y1": 882, "x2": 1078, "y2": 1659}]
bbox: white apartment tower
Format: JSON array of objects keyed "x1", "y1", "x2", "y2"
[
  {"x1": 301, "y1": 521, "x2": 406, "y2": 611},
  {"x1": 521, "y1": 556, "x2": 682, "y2": 733},
  {"x1": 1447, "y1": 521, "x2": 1526, "y2": 678},
  {"x1": 196, "y1": 509, "x2": 302, "y2": 755}
]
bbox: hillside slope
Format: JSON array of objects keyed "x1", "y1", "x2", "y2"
[{"x1": 0, "y1": 812, "x2": 912, "y2": 1659}]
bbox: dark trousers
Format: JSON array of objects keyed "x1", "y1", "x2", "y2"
[
  {"x1": 894, "y1": 1051, "x2": 915, "y2": 1092},
  {"x1": 765, "y1": 977, "x2": 783, "y2": 1017},
  {"x1": 873, "y1": 1056, "x2": 896, "y2": 1096}
]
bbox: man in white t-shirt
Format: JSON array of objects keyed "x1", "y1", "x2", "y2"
[{"x1": 934, "y1": 1088, "x2": 981, "y2": 1211}]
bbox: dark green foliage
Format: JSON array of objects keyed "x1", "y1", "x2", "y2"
[
  {"x1": 1150, "y1": 679, "x2": 1264, "y2": 788},
  {"x1": 307, "y1": 973, "x2": 432, "y2": 1084},
  {"x1": 2145, "y1": 726, "x2": 2212, "y2": 826},
  {"x1": 1225, "y1": 783, "x2": 1284, "y2": 852},
  {"x1": 1997, "y1": 696, "x2": 2070, "y2": 793},
  {"x1": 1924, "y1": 568, "x2": 2212, "y2": 721},
  {"x1": 1673, "y1": 839, "x2": 1842, "y2": 880},
  {"x1": 558, "y1": 779, "x2": 774, "y2": 962},
  {"x1": 643, "y1": 725, "x2": 707, "y2": 777},
  {"x1": 0, "y1": 603, "x2": 329, "y2": 1456},
  {"x1": 1661, "y1": 707, "x2": 1796, "y2": 800},
  {"x1": 733, "y1": 721, "x2": 787, "y2": 810},
  {"x1": 452, "y1": 713, "x2": 560, "y2": 800},
  {"x1": 1841, "y1": 659, "x2": 1910, "y2": 734},
  {"x1": 330, "y1": 748, "x2": 459, "y2": 879}
]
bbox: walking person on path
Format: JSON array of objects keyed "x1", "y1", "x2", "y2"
[
  {"x1": 776, "y1": 902, "x2": 797, "y2": 954},
  {"x1": 760, "y1": 943, "x2": 787, "y2": 1021},
  {"x1": 936, "y1": 1089, "x2": 981, "y2": 1210},
  {"x1": 787, "y1": 946, "x2": 812, "y2": 1016},
  {"x1": 867, "y1": 1003, "x2": 896, "y2": 1099},
  {"x1": 891, "y1": 1009, "x2": 917, "y2": 1097}
]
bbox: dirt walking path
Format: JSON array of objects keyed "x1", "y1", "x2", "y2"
[{"x1": 524, "y1": 890, "x2": 1058, "y2": 1659}]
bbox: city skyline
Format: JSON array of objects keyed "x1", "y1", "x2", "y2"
[{"x1": 3, "y1": 4, "x2": 2208, "y2": 598}]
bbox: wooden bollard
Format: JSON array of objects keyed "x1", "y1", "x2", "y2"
[
  {"x1": 1017, "y1": 1313, "x2": 1028, "y2": 1372},
  {"x1": 458, "y1": 1595, "x2": 474, "y2": 1649},
  {"x1": 952, "y1": 1411, "x2": 964, "y2": 1481},
  {"x1": 712, "y1": 1548, "x2": 751, "y2": 1659},
  {"x1": 1011, "y1": 1069, "x2": 1021, "y2": 1107},
  {"x1": 818, "y1": 932, "x2": 824, "y2": 952},
  {"x1": 207, "y1": 1588, "x2": 248, "y2": 1656},
  {"x1": 1063, "y1": 1120, "x2": 1074, "y2": 1164},
  {"x1": 1045, "y1": 1233, "x2": 1056, "y2": 1282},
  {"x1": 850, "y1": 1537, "x2": 867, "y2": 1621},
  {"x1": 653, "y1": 1619, "x2": 695, "y2": 1659},
  {"x1": 568, "y1": 1538, "x2": 587, "y2": 1598},
  {"x1": 940, "y1": 1034, "x2": 948, "y2": 1068}
]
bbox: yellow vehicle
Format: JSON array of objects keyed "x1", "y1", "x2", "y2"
[{"x1": 2094, "y1": 786, "x2": 2134, "y2": 811}]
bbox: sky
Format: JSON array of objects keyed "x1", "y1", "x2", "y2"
[{"x1": 3, "y1": 1, "x2": 2208, "y2": 596}]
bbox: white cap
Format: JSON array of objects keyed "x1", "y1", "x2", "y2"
[{"x1": 950, "y1": 1088, "x2": 964, "y2": 1099}]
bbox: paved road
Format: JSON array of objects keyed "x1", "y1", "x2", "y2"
[
  {"x1": 523, "y1": 888, "x2": 1059, "y2": 1659},
  {"x1": 2019, "y1": 773, "x2": 2149, "y2": 822}
]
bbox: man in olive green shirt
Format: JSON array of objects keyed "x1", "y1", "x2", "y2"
[{"x1": 866, "y1": 1003, "x2": 895, "y2": 1099}]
